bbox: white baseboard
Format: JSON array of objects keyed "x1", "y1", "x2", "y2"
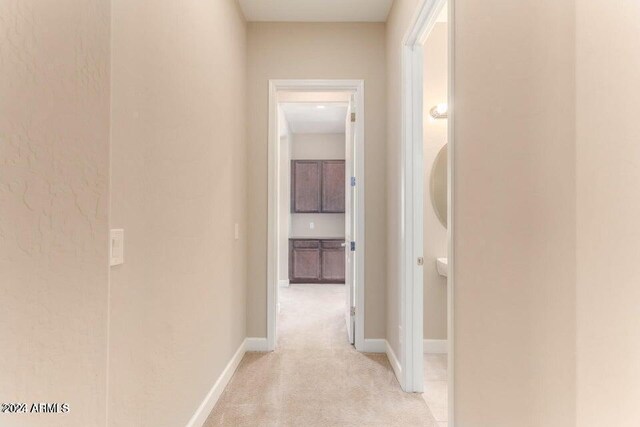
[
  {"x1": 245, "y1": 337, "x2": 269, "y2": 352},
  {"x1": 278, "y1": 279, "x2": 290, "y2": 287},
  {"x1": 385, "y1": 340, "x2": 402, "y2": 383},
  {"x1": 361, "y1": 338, "x2": 386, "y2": 353},
  {"x1": 424, "y1": 339, "x2": 448, "y2": 354},
  {"x1": 186, "y1": 339, "x2": 246, "y2": 427}
]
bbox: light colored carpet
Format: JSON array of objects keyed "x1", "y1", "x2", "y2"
[{"x1": 204, "y1": 284, "x2": 437, "y2": 427}]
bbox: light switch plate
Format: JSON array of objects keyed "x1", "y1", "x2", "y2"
[
  {"x1": 110, "y1": 229, "x2": 124, "y2": 266},
  {"x1": 309, "y1": 222, "x2": 315, "y2": 230}
]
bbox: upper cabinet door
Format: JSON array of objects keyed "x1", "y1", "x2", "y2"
[
  {"x1": 291, "y1": 160, "x2": 321, "y2": 213},
  {"x1": 321, "y1": 160, "x2": 345, "y2": 213}
]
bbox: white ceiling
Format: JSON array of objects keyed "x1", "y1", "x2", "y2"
[
  {"x1": 239, "y1": 0, "x2": 394, "y2": 22},
  {"x1": 280, "y1": 103, "x2": 348, "y2": 134}
]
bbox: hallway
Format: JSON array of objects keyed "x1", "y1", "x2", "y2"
[
  {"x1": 3, "y1": 0, "x2": 639, "y2": 425},
  {"x1": 205, "y1": 284, "x2": 436, "y2": 426}
]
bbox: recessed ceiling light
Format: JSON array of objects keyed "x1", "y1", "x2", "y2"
[{"x1": 316, "y1": 105, "x2": 326, "y2": 109}]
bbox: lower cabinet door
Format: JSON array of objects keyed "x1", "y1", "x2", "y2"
[
  {"x1": 290, "y1": 240, "x2": 321, "y2": 282},
  {"x1": 290, "y1": 239, "x2": 345, "y2": 283},
  {"x1": 321, "y1": 248, "x2": 346, "y2": 282}
]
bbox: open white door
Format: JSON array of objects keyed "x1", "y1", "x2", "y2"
[{"x1": 344, "y1": 95, "x2": 357, "y2": 344}]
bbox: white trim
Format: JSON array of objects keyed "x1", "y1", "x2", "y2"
[
  {"x1": 267, "y1": 80, "x2": 366, "y2": 353},
  {"x1": 186, "y1": 339, "x2": 246, "y2": 427},
  {"x1": 446, "y1": 2, "x2": 456, "y2": 425},
  {"x1": 267, "y1": 81, "x2": 278, "y2": 352},
  {"x1": 245, "y1": 337, "x2": 269, "y2": 352},
  {"x1": 424, "y1": 339, "x2": 448, "y2": 354},
  {"x1": 400, "y1": 0, "x2": 452, "y2": 401},
  {"x1": 361, "y1": 339, "x2": 386, "y2": 353},
  {"x1": 278, "y1": 279, "x2": 290, "y2": 287},
  {"x1": 385, "y1": 340, "x2": 402, "y2": 383}
]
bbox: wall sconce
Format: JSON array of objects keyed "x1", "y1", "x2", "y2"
[{"x1": 429, "y1": 103, "x2": 448, "y2": 119}]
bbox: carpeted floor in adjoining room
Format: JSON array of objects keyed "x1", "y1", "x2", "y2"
[{"x1": 204, "y1": 283, "x2": 437, "y2": 426}]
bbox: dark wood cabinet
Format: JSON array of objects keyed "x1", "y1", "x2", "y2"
[
  {"x1": 291, "y1": 160, "x2": 322, "y2": 213},
  {"x1": 291, "y1": 160, "x2": 345, "y2": 213},
  {"x1": 289, "y1": 239, "x2": 321, "y2": 281},
  {"x1": 321, "y1": 160, "x2": 346, "y2": 213},
  {"x1": 289, "y1": 239, "x2": 345, "y2": 283}
]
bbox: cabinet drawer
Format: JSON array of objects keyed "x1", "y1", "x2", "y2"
[
  {"x1": 291, "y1": 239, "x2": 320, "y2": 249},
  {"x1": 321, "y1": 240, "x2": 345, "y2": 249}
]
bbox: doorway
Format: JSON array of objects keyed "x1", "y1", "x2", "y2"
[
  {"x1": 267, "y1": 80, "x2": 365, "y2": 352},
  {"x1": 401, "y1": 0, "x2": 454, "y2": 425}
]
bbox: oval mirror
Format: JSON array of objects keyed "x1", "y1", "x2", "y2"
[{"x1": 430, "y1": 144, "x2": 448, "y2": 228}]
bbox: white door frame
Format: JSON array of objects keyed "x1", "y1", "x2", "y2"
[
  {"x1": 400, "y1": 0, "x2": 454, "y2": 422},
  {"x1": 267, "y1": 79, "x2": 366, "y2": 352}
]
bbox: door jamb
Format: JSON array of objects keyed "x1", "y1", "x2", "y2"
[
  {"x1": 400, "y1": 1, "x2": 454, "y2": 424},
  {"x1": 267, "y1": 79, "x2": 366, "y2": 352}
]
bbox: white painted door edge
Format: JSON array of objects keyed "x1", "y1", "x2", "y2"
[
  {"x1": 267, "y1": 80, "x2": 366, "y2": 353},
  {"x1": 400, "y1": 4, "x2": 454, "y2": 427}
]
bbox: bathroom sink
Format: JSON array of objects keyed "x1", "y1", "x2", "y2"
[{"x1": 436, "y1": 258, "x2": 448, "y2": 278}]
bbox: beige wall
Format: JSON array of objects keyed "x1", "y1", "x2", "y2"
[
  {"x1": 292, "y1": 133, "x2": 345, "y2": 160},
  {"x1": 7, "y1": 2, "x2": 639, "y2": 426},
  {"x1": 453, "y1": 0, "x2": 576, "y2": 425},
  {"x1": 291, "y1": 133, "x2": 346, "y2": 239},
  {"x1": 423, "y1": 23, "x2": 448, "y2": 340},
  {"x1": 291, "y1": 215, "x2": 345, "y2": 239},
  {"x1": 0, "y1": 1, "x2": 110, "y2": 426},
  {"x1": 386, "y1": 0, "x2": 420, "y2": 359},
  {"x1": 576, "y1": 1, "x2": 640, "y2": 425},
  {"x1": 388, "y1": 0, "x2": 576, "y2": 425},
  {"x1": 247, "y1": 23, "x2": 387, "y2": 339},
  {"x1": 109, "y1": 1, "x2": 247, "y2": 426}
]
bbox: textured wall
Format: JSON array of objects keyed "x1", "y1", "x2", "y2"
[
  {"x1": 109, "y1": 1, "x2": 247, "y2": 425},
  {"x1": 246, "y1": 23, "x2": 387, "y2": 339},
  {"x1": 576, "y1": 1, "x2": 640, "y2": 425},
  {"x1": 0, "y1": 1, "x2": 110, "y2": 425}
]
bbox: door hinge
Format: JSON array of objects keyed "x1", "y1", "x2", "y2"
[
  {"x1": 350, "y1": 306, "x2": 356, "y2": 316},
  {"x1": 417, "y1": 257, "x2": 424, "y2": 266},
  {"x1": 350, "y1": 241, "x2": 356, "y2": 251},
  {"x1": 351, "y1": 176, "x2": 356, "y2": 187},
  {"x1": 351, "y1": 112, "x2": 356, "y2": 122}
]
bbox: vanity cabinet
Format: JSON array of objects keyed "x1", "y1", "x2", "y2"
[
  {"x1": 291, "y1": 160, "x2": 345, "y2": 213},
  {"x1": 289, "y1": 239, "x2": 345, "y2": 283}
]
